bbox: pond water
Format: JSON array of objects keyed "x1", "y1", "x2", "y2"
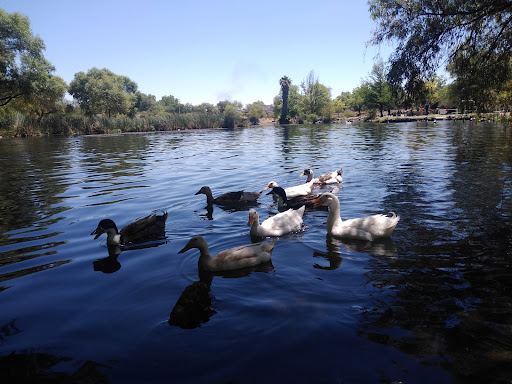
[{"x1": 0, "y1": 121, "x2": 511, "y2": 383}]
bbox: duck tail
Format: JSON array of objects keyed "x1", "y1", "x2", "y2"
[{"x1": 158, "y1": 212, "x2": 168, "y2": 223}]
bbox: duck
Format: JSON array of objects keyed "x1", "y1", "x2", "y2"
[
  {"x1": 264, "y1": 178, "x2": 314, "y2": 198},
  {"x1": 195, "y1": 186, "x2": 260, "y2": 207},
  {"x1": 90, "y1": 212, "x2": 168, "y2": 246},
  {"x1": 301, "y1": 168, "x2": 343, "y2": 185},
  {"x1": 247, "y1": 206, "x2": 305, "y2": 237},
  {"x1": 266, "y1": 186, "x2": 327, "y2": 211},
  {"x1": 311, "y1": 192, "x2": 399, "y2": 241},
  {"x1": 178, "y1": 236, "x2": 276, "y2": 272}
]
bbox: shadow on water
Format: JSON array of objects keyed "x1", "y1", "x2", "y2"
[{"x1": 168, "y1": 262, "x2": 274, "y2": 329}]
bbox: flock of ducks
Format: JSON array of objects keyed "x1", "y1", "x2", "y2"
[{"x1": 90, "y1": 168, "x2": 400, "y2": 272}]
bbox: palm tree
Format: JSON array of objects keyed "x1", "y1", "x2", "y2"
[{"x1": 279, "y1": 76, "x2": 291, "y2": 124}]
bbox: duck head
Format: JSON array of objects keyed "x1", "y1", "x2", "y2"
[
  {"x1": 266, "y1": 186, "x2": 287, "y2": 202},
  {"x1": 247, "y1": 209, "x2": 259, "y2": 226},
  {"x1": 300, "y1": 168, "x2": 313, "y2": 177},
  {"x1": 311, "y1": 192, "x2": 337, "y2": 208},
  {"x1": 90, "y1": 219, "x2": 119, "y2": 240},
  {"x1": 300, "y1": 168, "x2": 314, "y2": 182},
  {"x1": 263, "y1": 181, "x2": 279, "y2": 191},
  {"x1": 195, "y1": 186, "x2": 212, "y2": 196},
  {"x1": 179, "y1": 236, "x2": 208, "y2": 254}
]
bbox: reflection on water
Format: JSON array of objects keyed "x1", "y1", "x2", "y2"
[
  {"x1": 0, "y1": 122, "x2": 511, "y2": 383},
  {"x1": 169, "y1": 263, "x2": 274, "y2": 329},
  {"x1": 93, "y1": 240, "x2": 168, "y2": 274}
]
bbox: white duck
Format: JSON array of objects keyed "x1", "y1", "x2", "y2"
[
  {"x1": 311, "y1": 192, "x2": 399, "y2": 241},
  {"x1": 302, "y1": 168, "x2": 343, "y2": 185},
  {"x1": 247, "y1": 206, "x2": 305, "y2": 237},
  {"x1": 264, "y1": 178, "x2": 314, "y2": 198},
  {"x1": 178, "y1": 236, "x2": 276, "y2": 272}
]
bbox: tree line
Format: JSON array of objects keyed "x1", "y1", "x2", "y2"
[{"x1": 2, "y1": 2, "x2": 512, "y2": 136}]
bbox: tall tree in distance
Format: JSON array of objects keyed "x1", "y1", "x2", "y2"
[
  {"x1": 69, "y1": 68, "x2": 138, "y2": 117},
  {"x1": 368, "y1": 0, "x2": 512, "y2": 97},
  {"x1": 279, "y1": 76, "x2": 291, "y2": 124},
  {"x1": 0, "y1": 10, "x2": 55, "y2": 107}
]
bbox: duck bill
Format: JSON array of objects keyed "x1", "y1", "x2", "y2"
[
  {"x1": 194, "y1": 190, "x2": 202, "y2": 195},
  {"x1": 263, "y1": 186, "x2": 270, "y2": 191},
  {"x1": 299, "y1": 172, "x2": 305, "y2": 177},
  {"x1": 310, "y1": 197, "x2": 324, "y2": 208},
  {"x1": 178, "y1": 244, "x2": 192, "y2": 254},
  {"x1": 247, "y1": 216, "x2": 255, "y2": 226},
  {"x1": 90, "y1": 227, "x2": 104, "y2": 240}
]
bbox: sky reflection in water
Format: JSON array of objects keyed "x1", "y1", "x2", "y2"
[{"x1": 0, "y1": 121, "x2": 511, "y2": 383}]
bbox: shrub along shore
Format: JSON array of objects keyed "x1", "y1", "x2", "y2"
[{"x1": 0, "y1": 111, "x2": 510, "y2": 138}]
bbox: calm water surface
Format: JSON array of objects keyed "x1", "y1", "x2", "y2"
[{"x1": 1, "y1": 122, "x2": 511, "y2": 383}]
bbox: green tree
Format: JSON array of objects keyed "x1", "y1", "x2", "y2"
[
  {"x1": 279, "y1": 76, "x2": 291, "y2": 123},
  {"x1": 247, "y1": 102, "x2": 265, "y2": 124},
  {"x1": 349, "y1": 86, "x2": 366, "y2": 115},
  {"x1": 69, "y1": 68, "x2": 138, "y2": 117},
  {"x1": 26, "y1": 74, "x2": 67, "y2": 121},
  {"x1": 273, "y1": 85, "x2": 303, "y2": 121},
  {"x1": 194, "y1": 103, "x2": 218, "y2": 114},
  {"x1": 135, "y1": 92, "x2": 156, "y2": 112},
  {"x1": 222, "y1": 102, "x2": 244, "y2": 128},
  {"x1": 159, "y1": 95, "x2": 180, "y2": 114},
  {"x1": 333, "y1": 92, "x2": 351, "y2": 113},
  {"x1": 300, "y1": 70, "x2": 332, "y2": 117},
  {"x1": 0, "y1": 10, "x2": 56, "y2": 108},
  {"x1": 366, "y1": 61, "x2": 393, "y2": 117},
  {"x1": 369, "y1": 0, "x2": 512, "y2": 96},
  {"x1": 449, "y1": 49, "x2": 512, "y2": 112}
]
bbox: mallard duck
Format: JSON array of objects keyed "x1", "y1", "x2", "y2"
[
  {"x1": 301, "y1": 168, "x2": 343, "y2": 184},
  {"x1": 195, "y1": 186, "x2": 260, "y2": 207},
  {"x1": 90, "y1": 212, "x2": 168, "y2": 246},
  {"x1": 178, "y1": 236, "x2": 275, "y2": 272},
  {"x1": 247, "y1": 206, "x2": 305, "y2": 237},
  {"x1": 264, "y1": 179, "x2": 314, "y2": 198},
  {"x1": 311, "y1": 192, "x2": 399, "y2": 241},
  {"x1": 266, "y1": 186, "x2": 327, "y2": 211}
]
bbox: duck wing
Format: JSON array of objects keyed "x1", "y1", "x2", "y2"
[
  {"x1": 120, "y1": 212, "x2": 167, "y2": 244},
  {"x1": 211, "y1": 241, "x2": 275, "y2": 270},
  {"x1": 285, "y1": 181, "x2": 313, "y2": 198},
  {"x1": 286, "y1": 193, "x2": 328, "y2": 210},
  {"x1": 215, "y1": 190, "x2": 260, "y2": 206},
  {"x1": 261, "y1": 206, "x2": 304, "y2": 235},
  {"x1": 341, "y1": 213, "x2": 399, "y2": 239},
  {"x1": 240, "y1": 191, "x2": 261, "y2": 203}
]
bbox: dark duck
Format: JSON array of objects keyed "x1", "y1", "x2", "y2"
[
  {"x1": 195, "y1": 186, "x2": 260, "y2": 207},
  {"x1": 91, "y1": 212, "x2": 168, "y2": 246},
  {"x1": 267, "y1": 186, "x2": 327, "y2": 211}
]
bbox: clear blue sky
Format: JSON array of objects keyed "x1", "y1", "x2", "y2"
[{"x1": 1, "y1": 0, "x2": 391, "y2": 106}]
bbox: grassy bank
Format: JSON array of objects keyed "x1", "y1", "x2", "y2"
[{"x1": 0, "y1": 112, "x2": 248, "y2": 137}]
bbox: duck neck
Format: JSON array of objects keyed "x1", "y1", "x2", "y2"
[
  {"x1": 203, "y1": 188, "x2": 215, "y2": 205},
  {"x1": 250, "y1": 216, "x2": 260, "y2": 235},
  {"x1": 326, "y1": 200, "x2": 343, "y2": 232},
  {"x1": 305, "y1": 172, "x2": 313, "y2": 182},
  {"x1": 104, "y1": 228, "x2": 121, "y2": 246},
  {"x1": 197, "y1": 244, "x2": 214, "y2": 270}
]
